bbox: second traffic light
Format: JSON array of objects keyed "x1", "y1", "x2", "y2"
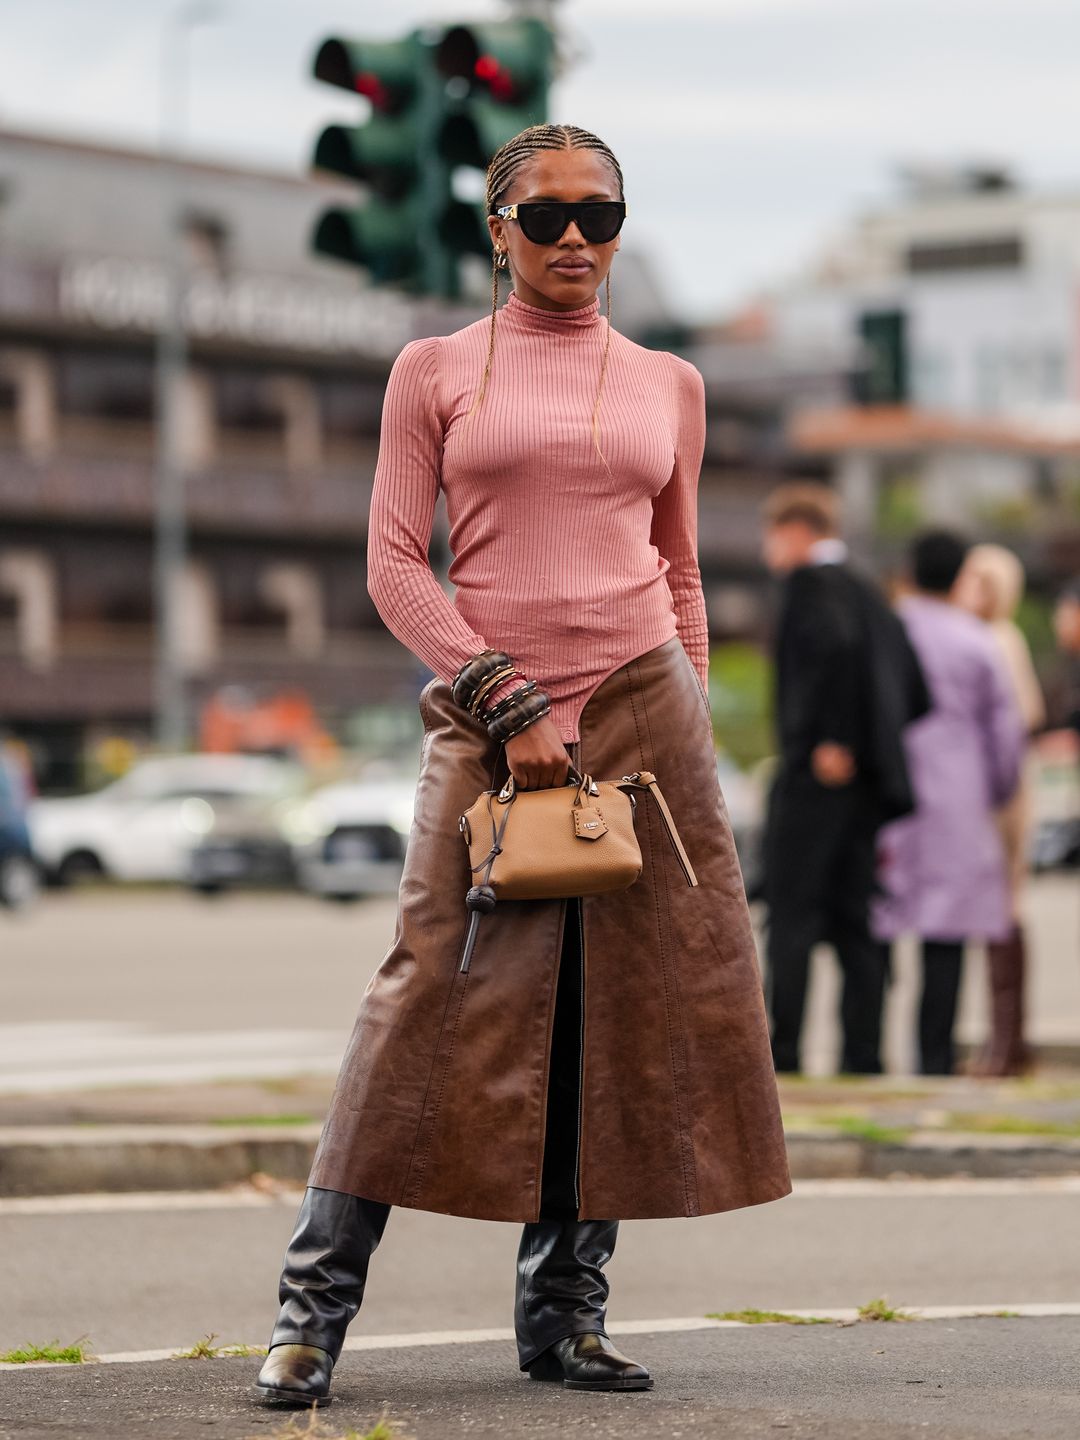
[{"x1": 309, "y1": 18, "x2": 553, "y2": 299}]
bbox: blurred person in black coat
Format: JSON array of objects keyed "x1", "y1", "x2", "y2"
[{"x1": 761, "y1": 484, "x2": 929, "y2": 1075}]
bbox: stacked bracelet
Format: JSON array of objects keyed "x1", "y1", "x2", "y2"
[
  {"x1": 469, "y1": 665, "x2": 519, "y2": 715},
  {"x1": 483, "y1": 679, "x2": 539, "y2": 723},
  {"x1": 487, "y1": 689, "x2": 552, "y2": 743},
  {"x1": 450, "y1": 647, "x2": 552, "y2": 742},
  {"x1": 451, "y1": 649, "x2": 512, "y2": 711}
]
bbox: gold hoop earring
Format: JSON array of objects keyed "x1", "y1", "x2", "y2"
[{"x1": 494, "y1": 249, "x2": 509, "y2": 271}]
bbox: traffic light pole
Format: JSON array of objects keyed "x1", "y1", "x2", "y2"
[
  {"x1": 152, "y1": 3, "x2": 221, "y2": 752},
  {"x1": 416, "y1": 47, "x2": 460, "y2": 301}
]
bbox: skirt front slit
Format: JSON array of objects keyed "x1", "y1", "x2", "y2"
[{"x1": 540, "y1": 895, "x2": 585, "y2": 1219}]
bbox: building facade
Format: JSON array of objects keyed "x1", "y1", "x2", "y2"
[{"x1": 765, "y1": 165, "x2": 1080, "y2": 579}]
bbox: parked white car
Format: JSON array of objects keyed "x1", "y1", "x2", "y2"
[
  {"x1": 284, "y1": 773, "x2": 418, "y2": 901},
  {"x1": 29, "y1": 754, "x2": 305, "y2": 886}
]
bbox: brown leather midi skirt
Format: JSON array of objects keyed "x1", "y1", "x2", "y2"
[{"x1": 309, "y1": 636, "x2": 791, "y2": 1222}]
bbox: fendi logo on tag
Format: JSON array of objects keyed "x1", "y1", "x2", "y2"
[{"x1": 573, "y1": 805, "x2": 608, "y2": 840}]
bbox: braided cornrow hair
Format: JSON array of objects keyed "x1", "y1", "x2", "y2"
[{"x1": 469, "y1": 123, "x2": 624, "y2": 463}]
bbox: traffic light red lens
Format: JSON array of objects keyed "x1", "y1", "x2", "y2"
[
  {"x1": 475, "y1": 54, "x2": 516, "y2": 100},
  {"x1": 355, "y1": 71, "x2": 390, "y2": 110}
]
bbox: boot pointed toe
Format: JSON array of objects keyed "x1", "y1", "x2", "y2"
[
  {"x1": 251, "y1": 1343, "x2": 334, "y2": 1407},
  {"x1": 530, "y1": 1332, "x2": 653, "y2": 1391}
]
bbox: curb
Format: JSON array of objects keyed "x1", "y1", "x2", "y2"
[
  {"x1": 0, "y1": 1123, "x2": 322, "y2": 1197},
  {"x1": 784, "y1": 1129, "x2": 1080, "y2": 1180},
  {"x1": 2, "y1": 1124, "x2": 1080, "y2": 1197}
]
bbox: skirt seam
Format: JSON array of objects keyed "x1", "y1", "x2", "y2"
[
  {"x1": 627, "y1": 657, "x2": 698, "y2": 1216},
  {"x1": 402, "y1": 966, "x2": 471, "y2": 1207}
]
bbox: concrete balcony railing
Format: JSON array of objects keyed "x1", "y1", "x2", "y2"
[
  {"x1": 0, "y1": 442, "x2": 377, "y2": 538},
  {"x1": 1, "y1": 622, "x2": 425, "y2": 720}
]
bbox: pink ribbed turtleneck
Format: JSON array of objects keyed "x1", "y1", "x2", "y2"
[{"x1": 366, "y1": 290, "x2": 709, "y2": 742}]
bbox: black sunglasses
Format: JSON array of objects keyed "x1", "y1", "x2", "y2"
[{"x1": 493, "y1": 200, "x2": 627, "y2": 247}]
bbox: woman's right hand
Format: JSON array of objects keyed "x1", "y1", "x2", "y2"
[{"x1": 504, "y1": 715, "x2": 571, "y2": 790}]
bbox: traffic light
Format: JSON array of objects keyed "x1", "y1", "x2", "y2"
[
  {"x1": 310, "y1": 35, "x2": 423, "y2": 285},
  {"x1": 436, "y1": 19, "x2": 554, "y2": 265},
  {"x1": 853, "y1": 310, "x2": 909, "y2": 405},
  {"x1": 308, "y1": 19, "x2": 553, "y2": 299}
]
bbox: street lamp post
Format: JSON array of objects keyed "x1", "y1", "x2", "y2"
[{"x1": 152, "y1": 1, "x2": 222, "y2": 752}]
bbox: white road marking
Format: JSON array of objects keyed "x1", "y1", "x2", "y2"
[
  {"x1": 5, "y1": 1175, "x2": 1080, "y2": 1217},
  {"x1": 0, "y1": 1022, "x2": 344, "y2": 1093},
  {"x1": 0, "y1": 1189, "x2": 298, "y2": 1215},
  {"x1": 4, "y1": 1306, "x2": 1080, "y2": 1372}
]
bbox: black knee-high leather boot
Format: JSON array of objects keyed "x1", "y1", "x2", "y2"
[
  {"x1": 514, "y1": 1218, "x2": 651, "y2": 1390},
  {"x1": 251, "y1": 1186, "x2": 390, "y2": 1408}
]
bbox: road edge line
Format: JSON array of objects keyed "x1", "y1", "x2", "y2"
[{"x1": 5, "y1": 1305, "x2": 1080, "y2": 1372}]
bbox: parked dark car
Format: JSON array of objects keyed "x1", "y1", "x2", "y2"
[{"x1": 187, "y1": 791, "x2": 298, "y2": 895}]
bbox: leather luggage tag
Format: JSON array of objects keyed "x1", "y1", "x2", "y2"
[{"x1": 573, "y1": 805, "x2": 608, "y2": 841}]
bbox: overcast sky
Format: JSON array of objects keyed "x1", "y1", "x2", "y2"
[{"x1": 4, "y1": 0, "x2": 1080, "y2": 317}]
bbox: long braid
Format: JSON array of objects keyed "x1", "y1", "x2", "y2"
[
  {"x1": 468, "y1": 124, "x2": 624, "y2": 455},
  {"x1": 591, "y1": 270, "x2": 613, "y2": 470},
  {"x1": 467, "y1": 248, "x2": 502, "y2": 419}
]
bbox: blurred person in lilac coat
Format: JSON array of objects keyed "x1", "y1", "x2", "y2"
[{"x1": 872, "y1": 531, "x2": 1025, "y2": 1075}]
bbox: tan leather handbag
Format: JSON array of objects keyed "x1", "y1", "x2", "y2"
[{"x1": 457, "y1": 768, "x2": 697, "y2": 971}]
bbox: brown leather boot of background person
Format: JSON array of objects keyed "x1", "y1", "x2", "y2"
[{"x1": 971, "y1": 926, "x2": 1032, "y2": 1077}]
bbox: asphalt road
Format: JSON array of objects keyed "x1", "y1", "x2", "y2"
[
  {"x1": 3, "y1": 1317, "x2": 1079, "y2": 1440},
  {"x1": 2, "y1": 1179, "x2": 1079, "y2": 1355},
  {"x1": 2, "y1": 876, "x2": 1079, "y2": 1091}
]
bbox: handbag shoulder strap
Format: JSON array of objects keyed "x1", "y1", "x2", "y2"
[{"x1": 618, "y1": 771, "x2": 698, "y2": 888}]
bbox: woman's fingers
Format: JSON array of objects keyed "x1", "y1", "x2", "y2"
[{"x1": 505, "y1": 716, "x2": 570, "y2": 789}]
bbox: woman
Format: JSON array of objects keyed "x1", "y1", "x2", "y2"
[
  {"x1": 872, "y1": 532, "x2": 1024, "y2": 1075},
  {"x1": 253, "y1": 124, "x2": 790, "y2": 1410},
  {"x1": 957, "y1": 544, "x2": 1045, "y2": 1075}
]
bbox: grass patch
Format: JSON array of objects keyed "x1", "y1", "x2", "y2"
[
  {"x1": 210, "y1": 1114, "x2": 316, "y2": 1128},
  {"x1": 858, "y1": 1298, "x2": 916, "y2": 1323},
  {"x1": 253, "y1": 1413, "x2": 400, "y2": 1440},
  {"x1": 260, "y1": 1077, "x2": 316, "y2": 1096},
  {"x1": 0, "y1": 1339, "x2": 91, "y2": 1364},
  {"x1": 173, "y1": 1333, "x2": 267, "y2": 1360},
  {"x1": 1010, "y1": 1078, "x2": 1080, "y2": 1102},
  {"x1": 707, "y1": 1309, "x2": 833, "y2": 1326},
  {"x1": 940, "y1": 1113, "x2": 1080, "y2": 1139},
  {"x1": 829, "y1": 1116, "x2": 913, "y2": 1145},
  {"x1": 786, "y1": 1113, "x2": 913, "y2": 1144}
]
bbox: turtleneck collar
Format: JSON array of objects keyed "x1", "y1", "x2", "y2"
[{"x1": 502, "y1": 291, "x2": 601, "y2": 333}]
